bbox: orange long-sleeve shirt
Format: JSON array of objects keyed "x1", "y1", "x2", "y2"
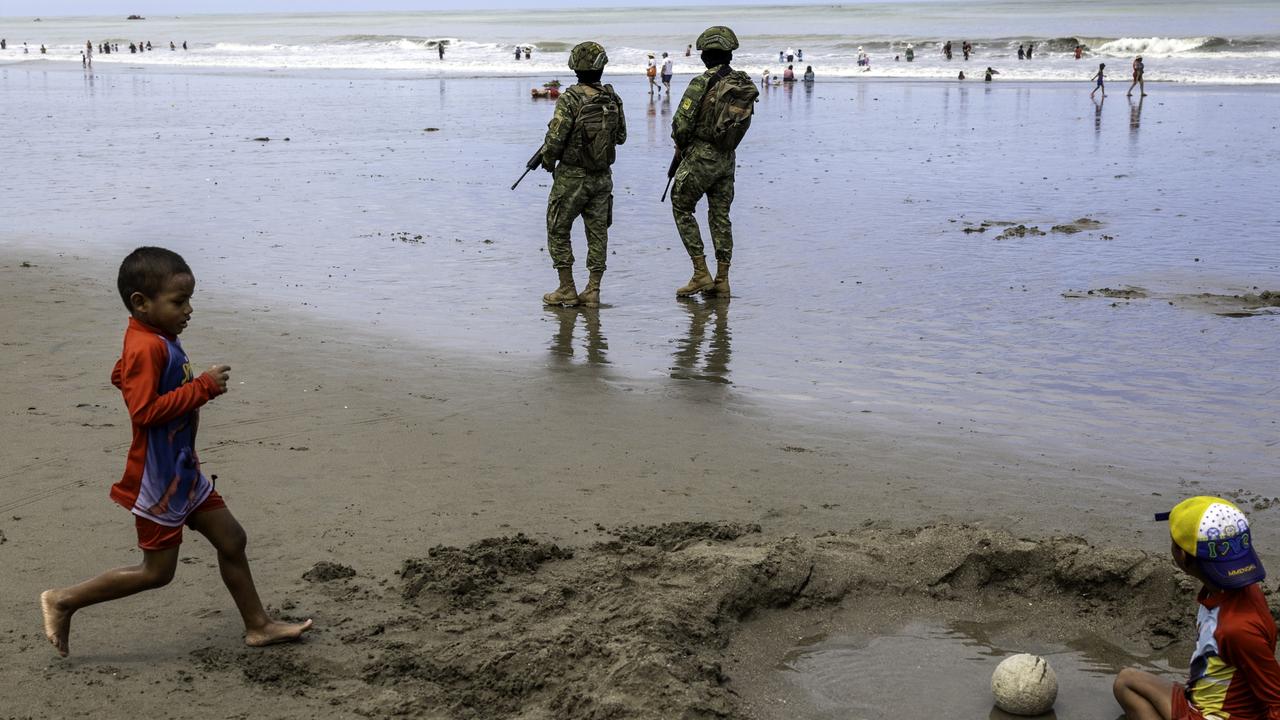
[{"x1": 108, "y1": 317, "x2": 223, "y2": 526}]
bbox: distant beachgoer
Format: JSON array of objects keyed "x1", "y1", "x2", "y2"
[
  {"x1": 797, "y1": 49, "x2": 803, "y2": 61},
  {"x1": 646, "y1": 53, "x2": 659, "y2": 94},
  {"x1": 41, "y1": 44, "x2": 46, "y2": 54},
  {"x1": 905, "y1": 44, "x2": 914, "y2": 62},
  {"x1": 85, "y1": 40, "x2": 92, "y2": 66},
  {"x1": 661, "y1": 52, "x2": 673, "y2": 93},
  {"x1": 524, "y1": 47, "x2": 530, "y2": 60},
  {"x1": 783, "y1": 64, "x2": 795, "y2": 82},
  {"x1": 778, "y1": 50, "x2": 784, "y2": 62},
  {"x1": 1027, "y1": 43, "x2": 1035, "y2": 59},
  {"x1": 761, "y1": 67, "x2": 770, "y2": 86},
  {"x1": 438, "y1": 41, "x2": 445, "y2": 60},
  {"x1": 514, "y1": 45, "x2": 521, "y2": 61},
  {"x1": 686, "y1": 44, "x2": 692, "y2": 56},
  {"x1": 146, "y1": 41, "x2": 152, "y2": 50},
  {"x1": 785, "y1": 47, "x2": 794, "y2": 62},
  {"x1": 81, "y1": 51, "x2": 86, "y2": 67},
  {"x1": 170, "y1": 41, "x2": 176, "y2": 51},
  {"x1": 113, "y1": 43, "x2": 119, "y2": 52},
  {"x1": 803, "y1": 65, "x2": 814, "y2": 82},
  {"x1": 182, "y1": 41, "x2": 187, "y2": 51},
  {"x1": 963, "y1": 41, "x2": 971, "y2": 60},
  {"x1": 129, "y1": 42, "x2": 136, "y2": 53},
  {"x1": 857, "y1": 46, "x2": 867, "y2": 67},
  {"x1": 1090, "y1": 62, "x2": 1107, "y2": 98},
  {"x1": 1075, "y1": 44, "x2": 1083, "y2": 60},
  {"x1": 985, "y1": 66, "x2": 998, "y2": 81},
  {"x1": 944, "y1": 40, "x2": 952, "y2": 60},
  {"x1": 958, "y1": 70, "x2": 965, "y2": 80},
  {"x1": 1127, "y1": 56, "x2": 1146, "y2": 96},
  {"x1": 1018, "y1": 44, "x2": 1025, "y2": 60},
  {"x1": 1, "y1": 39, "x2": 6, "y2": 50},
  {"x1": 894, "y1": 55, "x2": 900, "y2": 62}
]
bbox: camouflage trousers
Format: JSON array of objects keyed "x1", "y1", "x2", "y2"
[
  {"x1": 546, "y1": 165, "x2": 613, "y2": 272},
  {"x1": 671, "y1": 142, "x2": 736, "y2": 264}
]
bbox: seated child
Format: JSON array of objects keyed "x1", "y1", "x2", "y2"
[{"x1": 1113, "y1": 496, "x2": 1280, "y2": 719}]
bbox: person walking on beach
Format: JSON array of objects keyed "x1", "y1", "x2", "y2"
[
  {"x1": 40, "y1": 247, "x2": 313, "y2": 658},
  {"x1": 670, "y1": 26, "x2": 758, "y2": 299},
  {"x1": 647, "y1": 53, "x2": 659, "y2": 94},
  {"x1": 1113, "y1": 496, "x2": 1280, "y2": 720},
  {"x1": 538, "y1": 42, "x2": 627, "y2": 308},
  {"x1": 661, "y1": 52, "x2": 673, "y2": 94},
  {"x1": 85, "y1": 40, "x2": 92, "y2": 67},
  {"x1": 1090, "y1": 62, "x2": 1107, "y2": 98},
  {"x1": 1127, "y1": 56, "x2": 1146, "y2": 97}
]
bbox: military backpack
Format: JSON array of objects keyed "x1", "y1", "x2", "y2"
[
  {"x1": 566, "y1": 85, "x2": 621, "y2": 171},
  {"x1": 700, "y1": 71, "x2": 759, "y2": 151}
]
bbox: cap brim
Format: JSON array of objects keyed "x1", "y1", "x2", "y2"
[{"x1": 1199, "y1": 550, "x2": 1266, "y2": 589}]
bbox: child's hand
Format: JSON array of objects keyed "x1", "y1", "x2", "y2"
[{"x1": 205, "y1": 365, "x2": 231, "y2": 392}]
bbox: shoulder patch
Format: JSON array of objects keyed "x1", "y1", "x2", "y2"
[{"x1": 682, "y1": 98, "x2": 693, "y2": 111}]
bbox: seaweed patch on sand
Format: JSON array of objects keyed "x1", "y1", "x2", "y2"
[
  {"x1": 1063, "y1": 286, "x2": 1149, "y2": 300},
  {"x1": 177, "y1": 523, "x2": 1226, "y2": 718},
  {"x1": 1169, "y1": 290, "x2": 1280, "y2": 317}
]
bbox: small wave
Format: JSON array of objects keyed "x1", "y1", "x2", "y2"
[
  {"x1": 1095, "y1": 37, "x2": 1215, "y2": 55},
  {"x1": 528, "y1": 41, "x2": 572, "y2": 52}
]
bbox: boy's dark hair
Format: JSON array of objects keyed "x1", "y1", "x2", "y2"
[
  {"x1": 575, "y1": 69, "x2": 603, "y2": 84},
  {"x1": 701, "y1": 49, "x2": 731, "y2": 68},
  {"x1": 117, "y1": 246, "x2": 192, "y2": 311}
]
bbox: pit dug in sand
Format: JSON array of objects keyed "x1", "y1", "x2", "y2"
[
  {"x1": 727, "y1": 620, "x2": 1176, "y2": 719},
  {"x1": 194, "y1": 523, "x2": 1220, "y2": 719}
]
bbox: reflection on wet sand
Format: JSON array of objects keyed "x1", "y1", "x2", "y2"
[
  {"x1": 546, "y1": 306, "x2": 607, "y2": 367},
  {"x1": 1129, "y1": 94, "x2": 1144, "y2": 139},
  {"x1": 670, "y1": 297, "x2": 731, "y2": 384}
]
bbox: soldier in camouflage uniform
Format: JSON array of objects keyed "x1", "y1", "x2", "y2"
[
  {"x1": 539, "y1": 41, "x2": 627, "y2": 307},
  {"x1": 670, "y1": 26, "x2": 752, "y2": 298}
]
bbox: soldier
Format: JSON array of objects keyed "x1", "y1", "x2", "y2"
[
  {"x1": 670, "y1": 26, "x2": 758, "y2": 298},
  {"x1": 539, "y1": 41, "x2": 627, "y2": 308}
]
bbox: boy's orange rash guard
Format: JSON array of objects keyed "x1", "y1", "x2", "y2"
[
  {"x1": 108, "y1": 317, "x2": 223, "y2": 513},
  {"x1": 1185, "y1": 583, "x2": 1280, "y2": 720}
]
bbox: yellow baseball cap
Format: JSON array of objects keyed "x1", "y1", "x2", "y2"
[{"x1": 1156, "y1": 496, "x2": 1265, "y2": 589}]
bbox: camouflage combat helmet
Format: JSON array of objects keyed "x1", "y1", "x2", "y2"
[
  {"x1": 568, "y1": 41, "x2": 608, "y2": 71},
  {"x1": 695, "y1": 26, "x2": 739, "y2": 52}
]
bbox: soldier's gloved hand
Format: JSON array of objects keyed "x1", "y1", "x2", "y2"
[{"x1": 541, "y1": 156, "x2": 557, "y2": 173}]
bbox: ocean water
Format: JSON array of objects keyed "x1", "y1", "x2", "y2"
[
  {"x1": 1, "y1": 64, "x2": 1277, "y2": 493},
  {"x1": 2, "y1": 1, "x2": 1280, "y2": 83}
]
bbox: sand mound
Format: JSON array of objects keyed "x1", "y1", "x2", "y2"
[{"x1": 189, "y1": 523, "x2": 1215, "y2": 718}]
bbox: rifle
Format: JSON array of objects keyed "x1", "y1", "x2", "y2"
[
  {"x1": 661, "y1": 149, "x2": 681, "y2": 202},
  {"x1": 511, "y1": 149, "x2": 543, "y2": 190}
]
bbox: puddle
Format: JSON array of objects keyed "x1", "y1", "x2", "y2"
[{"x1": 773, "y1": 621, "x2": 1176, "y2": 720}]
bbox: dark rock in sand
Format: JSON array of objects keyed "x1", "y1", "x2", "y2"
[
  {"x1": 251, "y1": 137, "x2": 269, "y2": 142},
  {"x1": 994, "y1": 224, "x2": 1047, "y2": 240},
  {"x1": 303, "y1": 560, "x2": 356, "y2": 582}
]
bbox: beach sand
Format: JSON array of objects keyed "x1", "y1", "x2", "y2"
[{"x1": 1, "y1": 64, "x2": 1277, "y2": 718}]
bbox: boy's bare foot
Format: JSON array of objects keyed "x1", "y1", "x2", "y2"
[
  {"x1": 245, "y1": 618, "x2": 313, "y2": 647},
  {"x1": 41, "y1": 590, "x2": 71, "y2": 657}
]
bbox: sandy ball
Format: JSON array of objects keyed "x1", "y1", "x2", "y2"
[{"x1": 991, "y1": 653, "x2": 1058, "y2": 716}]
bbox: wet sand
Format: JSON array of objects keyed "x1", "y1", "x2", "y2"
[{"x1": 1, "y1": 64, "x2": 1278, "y2": 718}]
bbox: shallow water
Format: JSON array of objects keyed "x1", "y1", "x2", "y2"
[
  {"x1": 774, "y1": 621, "x2": 1175, "y2": 719},
  {"x1": 1, "y1": 66, "x2": 1277, "y2": 491}
]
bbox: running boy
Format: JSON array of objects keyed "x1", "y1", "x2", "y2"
[
  {"x1": 1091, "y1": 62, "x2": 1107, "y2": 99},
  {"x1": 1113, "y1": 496, "x2": 1280, "y2": 719},
  {"x1": 41, "y1": 247, "x2": 311, "y2": 656}
]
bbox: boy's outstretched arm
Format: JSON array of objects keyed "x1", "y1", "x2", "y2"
[{"x1": 113, "y1": 342, "x2": 228, "y2": 425}]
